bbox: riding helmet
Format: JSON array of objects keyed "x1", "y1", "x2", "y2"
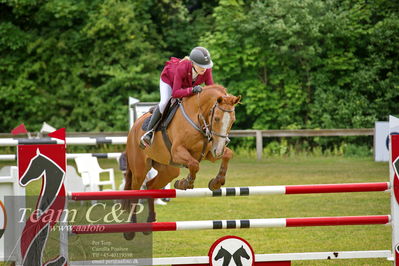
[{"x1": 189, "y1": 47, "x2": 213, "y2": 69}]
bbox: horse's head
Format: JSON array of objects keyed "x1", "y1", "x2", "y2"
[{"x1": 208, "y1": 94, "x2": 241, "y2": 158}]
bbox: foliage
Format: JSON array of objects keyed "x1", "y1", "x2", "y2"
[
  {"x1": 0, "y1": 0, "x2": 216, "y2": 132},
  {"x1": 204, "y1": 0, "x2": 399, "y2": 130}
]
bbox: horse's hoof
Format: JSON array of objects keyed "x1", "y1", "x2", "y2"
[
  {"x1": 208, "y1": 178, "x2": 220, "y2": 191},
  {"x1": 174, "y1": 180, "x2": 186, "y2": 190},
  {"x1": 123, "y1": 232, "x2": 135, "y2": 240},
  {"x1": 143, "y1": 231, "x2": 152, "y2": 236},
  {"x1": 174, "y1": 180, "x2": 180, "y2": 189},
  {"x1": 208, "y1": 179, "x2": 215, "y2": 191}
]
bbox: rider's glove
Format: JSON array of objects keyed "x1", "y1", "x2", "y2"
[{"x1": 192, "y1": 85, "x2": 202, "y2": 94}]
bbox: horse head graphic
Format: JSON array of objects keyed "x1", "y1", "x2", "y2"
[
  {"x1": 232, "y1": 246, "x2": 250, "y2": 266},
  {"x1": 19, "y1": 148, "x2": 66, "y2": 266},
  {"x1": 214, "y1": 245, "x2": 250, "y2": 266}
]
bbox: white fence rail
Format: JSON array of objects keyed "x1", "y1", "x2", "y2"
[{"x1": 0, "y1": 128, "x2": 375, "y2": 160}]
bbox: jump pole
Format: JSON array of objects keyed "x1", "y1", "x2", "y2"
[
  {"x1": 70, "y1": 215, "x2": 391, "y2": 234},
  {"x1": 69, "y1": 182, "x2": 390, "y2": 200}
]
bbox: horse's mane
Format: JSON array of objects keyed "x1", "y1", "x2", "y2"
[
  {"x1": 184, "y1": 84, "x2": 230, "y2": 107},
  {"x1": 202, "y1": 84, "x2": 227, "y2": 95}
]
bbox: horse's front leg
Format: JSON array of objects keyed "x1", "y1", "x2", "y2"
[
  {"x1": 171, "y1": 145, "x2": 199, "y2": 190},
  {"x1": 207, "y1": 147, "x2": 233, "y2": 191}
]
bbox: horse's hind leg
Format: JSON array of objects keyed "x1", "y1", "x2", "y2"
[
  {"x1": 207, "y1": 147, "x2": 233, "y2": 191},
  {"x1": 123, "y1": 165, "x2": 144, "y2": 240},
  {"x1": 123, "y1": 153, "x2": 151, "y2": 241},
  {"x1": 145, "y1": 163, "x2": 180, "y2": 225},
  {"x1": 123, "y1": 171, "x2": 148, "y2": 240},
  {"x1": 122, "y1": 167, "x2": 133, "y2": 209}
]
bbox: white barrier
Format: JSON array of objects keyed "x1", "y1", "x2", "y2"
[
  {"x1": 0, "y1": 137, "x2": 126, "y2": 146},
  {"x1": 0, "y1": 166, "x2": 25, "y2": 263}
]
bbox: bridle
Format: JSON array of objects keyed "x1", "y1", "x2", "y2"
[
  {"x1": 199, "y1": 101, "x2": 234, "y2": 141},
  {"x1": 178, "y1": 95, "x2": 234, "y2": 159}
]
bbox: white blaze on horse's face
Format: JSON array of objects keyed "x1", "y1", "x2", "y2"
[
  {"x1": 212, "y1": 111, "x2": 231, "y2": 158},
  {"x1": 210, "y1": 95, "x2": 241, "y2": 158},
  {"x1": 210, "y1": 98, "x2": 236, "y2": 158}
]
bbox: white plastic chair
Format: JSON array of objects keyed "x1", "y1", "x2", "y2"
[
  {"x1": 64, "y1": 165, "x2": 87, "y2": 192},
  {"x1": 74, "y1": 156, "x2": 116, "y2": 191},
  {"x1": 64, "y1": 165, "x2": 88, "y2": 205}
]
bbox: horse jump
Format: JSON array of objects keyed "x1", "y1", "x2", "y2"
[
  {"x1": 65, "y1": 117, "x2": 399, "y2": 264},
  {"x1": 5, "y1": 116, "x2": 399, "y2": 265}
]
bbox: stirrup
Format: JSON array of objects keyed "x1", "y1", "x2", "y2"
[{"x1": 140, "y1": 130, "x2": 154, "y2": 149}]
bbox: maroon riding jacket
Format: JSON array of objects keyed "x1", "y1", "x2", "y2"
[{"x1": 160, "y1": 57, "x2": 214, "y2": 98}]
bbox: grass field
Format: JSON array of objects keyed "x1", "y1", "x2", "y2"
[{"x1": 0, "y1": 155, "x2": 392, "y2": 265}]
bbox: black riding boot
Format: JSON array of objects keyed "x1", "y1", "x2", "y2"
[{"x1": 140, "y1": 107, "x2": 162, "y2": 147}]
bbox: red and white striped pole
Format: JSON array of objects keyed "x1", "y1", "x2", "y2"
[
  {"x1": 69, "y1": 182, "x2": 390, "y2": 201},
  {"x1": 70, "y1": 215, "x2": 390, "y2": 235}
]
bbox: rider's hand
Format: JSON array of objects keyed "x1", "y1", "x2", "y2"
[{"x1": 192, "y1": 85, "x2": 202, "y2": 94}]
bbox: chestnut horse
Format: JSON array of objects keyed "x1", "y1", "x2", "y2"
[{"x1": 123, "y1": 84, "x2": 240, "y2": 240}]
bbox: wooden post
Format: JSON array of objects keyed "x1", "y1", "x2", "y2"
[{"x1": 256, "y1": 130, "x2": 263, "y2": 160}]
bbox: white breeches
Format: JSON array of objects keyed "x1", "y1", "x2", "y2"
[{"x1": 159, "y1": 79, "x2": 172, "y2": 114}]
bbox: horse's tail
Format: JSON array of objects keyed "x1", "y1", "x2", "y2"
[
  {"x1": 122, "y1": 152, "x2": 133, "y2": 210},
  {"x1": 124, "y1": 153, "x2": 132, "y2": 191}
]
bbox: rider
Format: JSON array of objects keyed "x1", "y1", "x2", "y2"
[{"x1": 140, "y1": 46, "x2": 214, "y2": 147}]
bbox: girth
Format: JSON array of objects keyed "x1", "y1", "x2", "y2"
[{"x1": 160, "y1": 100, "x2": 209, "y2": 166}]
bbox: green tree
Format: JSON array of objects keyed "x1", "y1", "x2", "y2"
[
  {"x1": 204, "y1": 0, "x2": 399, "y2": 131},
  {"x1": 204, "y1": 0, "x2": 323, "y2": 130},
  {"x1": 0, "y1": 0, "x2": 217, "y2": 132}
]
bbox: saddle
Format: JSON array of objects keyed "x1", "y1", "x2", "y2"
[
  {"x1": 141, "y1": 99, "x2": 180, "y2": 164},
  {"x1": 141, "y1": 99, "x2": 179, "y2": 132},
  {"x1": 141, "y1": 98, "x2": 210, "y2": 167}
]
